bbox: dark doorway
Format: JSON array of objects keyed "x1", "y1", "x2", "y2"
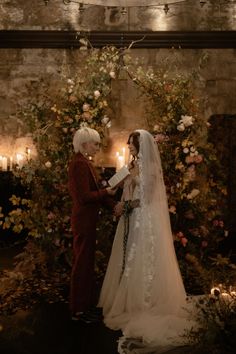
[{"x1": 208, "y1": 114, "x2": 236, "y2": 262}]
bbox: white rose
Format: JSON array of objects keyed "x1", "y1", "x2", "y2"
[
  {"x1": 177, "y1": 124, "x2": 185, "y2": 131},
  {"x1": 45, "y1": 161, "x2": 52, "y2": 168},
  {"x1": 109, "y1": 71, "x2": 116, "y2": 79},
  {"x1": 180, "y1": 115, "x2": 194, "y2": 127},
  {"x1": 82, "y1": 103, "x2": 90, "y2": 112},
  {"x1": 101, "y1": 116, "x2": 110, "y2": 125},
  {"x1": 153, "y1": 124, "x2": 161, "y2": 132},
  {"x1": 190, "y1": 146, "x2": 196, "y2": 152},
  {"x1": 187, "y1": 189, "x2": 200, "y2": 199},
  {"x1": 183, "y1": 147, "x2": 189, "y2": 154},
  {"x1": 94, "y1": 90, "x2": 101, "y2": 99}
]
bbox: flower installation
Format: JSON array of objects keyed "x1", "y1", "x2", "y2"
[
  {"x1": 0, "y1": 44, "x2": 234, "y2": 320},
  {"x1": 124, "y1": 52, "x2": 233, "y2": 294}
]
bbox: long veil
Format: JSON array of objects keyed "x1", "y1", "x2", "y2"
[
  {"x1": 99, "y1": 130, "x2": 196, "y2": 353},
  {"x1": 117, "y1": 130, "x2": 195, "y2": 351}
]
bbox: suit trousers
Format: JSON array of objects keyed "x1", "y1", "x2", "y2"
[{"x1": 69, "y1": 231, "x2": 97, "y2": 314}]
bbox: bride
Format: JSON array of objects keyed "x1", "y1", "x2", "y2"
[{"x1": 99, "y1": 129, "x2": 197, "y2": 353}]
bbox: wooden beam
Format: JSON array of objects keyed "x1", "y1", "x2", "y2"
[{"x1": 0, "y1": 30, "x2": 236, "y2": 49}]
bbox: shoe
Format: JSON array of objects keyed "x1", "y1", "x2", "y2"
[
  {"x1": 87, "y1": 306, "x2": 103, "y2": 318},
  {"x1": 78, "y1": 312, "x2": 101, "y2": 324},
  {"x1": 71, "y1": 311, "x2": 84, "y2": 321}
]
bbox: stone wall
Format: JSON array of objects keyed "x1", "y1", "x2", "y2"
[
  {"x1": 0, "y1": 47, "x2": 236, "y2": 167},
  {"x1": 0, "y1": 0, "x2": 236, "y2": 31}
]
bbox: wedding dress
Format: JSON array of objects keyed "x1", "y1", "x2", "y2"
[{"x1": 99, "y1": 130, "x2": 197, "y2": 353}]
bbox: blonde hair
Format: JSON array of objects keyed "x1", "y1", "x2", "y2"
[{"x1": 73, "y1": 127, "x2": 101, "y2": 153}]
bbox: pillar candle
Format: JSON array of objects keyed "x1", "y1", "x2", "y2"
[
  {"x1": 2, "y1": 157, "x2": 7, "y2": 171},
  {"x1": 9, "y1": 157, "x2": 13, "y2": 171},
  {"x1": 116, "y1": 154, "x2": 125, "y2": 171}
]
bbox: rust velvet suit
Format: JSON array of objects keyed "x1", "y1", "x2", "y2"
[{"x1": 68, "y1": 152, "x2": 114, "y2": 314}]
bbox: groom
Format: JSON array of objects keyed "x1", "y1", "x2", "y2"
[{"x1": 68, "y1": 127, "x2": 117, "y2": 324}]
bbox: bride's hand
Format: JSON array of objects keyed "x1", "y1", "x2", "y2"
[{"x1": 114, "y1": 201, "x2": 124, "y2": 217}]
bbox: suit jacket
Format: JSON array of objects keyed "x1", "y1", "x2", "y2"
[{"x1": 68, "y1": 152, "x2": 114, "y2": 237}]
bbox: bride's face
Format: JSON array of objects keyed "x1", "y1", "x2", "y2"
[{"x1": 128, "y1": 137, "x2": 138, "y2": 157}]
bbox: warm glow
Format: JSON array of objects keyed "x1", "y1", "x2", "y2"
[
  {"x1": 210, "y1": 286, "x2": 221, "y2": 295},
  {"x1": 26, "y1": 147, "x2": 31, "y2": 160},
  {"x1": 0, "y1": 136, "x2": 36, "y2": 171},
  {"x1": 16, "y1": 153, "x2": 24, "y2": 168},
  {"x1": 115, "y1": 147, "x2": 126, "y2": 171}
]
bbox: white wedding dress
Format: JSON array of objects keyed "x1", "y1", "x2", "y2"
[{"x1": 99, "y1": 130, "x2": 197, "y2": 353}]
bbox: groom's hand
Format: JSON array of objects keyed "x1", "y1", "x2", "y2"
[{"x1": 106, "y1": 187, "x2": 118, "y2": 196}]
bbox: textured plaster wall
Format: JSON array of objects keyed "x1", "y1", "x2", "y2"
[
  {"x1": 0, "y1": 0, "x2": 236, "y2": 166},
  {"x1": 0, "y1": 47, "x2": 236, "y2": 166},
  {"x1": 0, "y1": 0, "x2": 236, "y2": 31}
]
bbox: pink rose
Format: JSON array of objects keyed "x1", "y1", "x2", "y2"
[
  {"x1": 185, "y1": 155, "x2": 195, "y2": 164},
  {"x1": 82, "y1": 111, "x2": 92, "y2": 121},
  {"x1": 194, "y1": 155, "x2": 203, "y2": 164},
  {"x1": 181, "y1": 237, "x2": 188, "y2": 247},
  {"x1": 68, "y1": 96, "x2": 77, "y2": 103}
]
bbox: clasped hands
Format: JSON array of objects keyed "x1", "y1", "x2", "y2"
[{"x1": 113, "y1": 199, "x2": 140, "y2": 217}]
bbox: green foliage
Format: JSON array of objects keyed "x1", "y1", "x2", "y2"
[
  {"x1": 185, "y1": 291, "x2": 236, "y2": 354},
  {"x1": 0, "y1": 45, "x2": 231, "y2": 316},
  {"x1": 0, "y1": 45, "x2": 122, "y2": 315},
  {"x1": 124, "y1": 52, "x2": 229, "y2": 292}
]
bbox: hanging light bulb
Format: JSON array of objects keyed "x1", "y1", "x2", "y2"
[
  {"x1": 199, "y1": 0, "x2": 207, "y2": 7},
  {"x1": 164, "y1": 4, "x2": 169, "y2": 15},
  {"x1": 121, "y1": 7, "x2": 127, "y2": 15},
  {"x1": 78, "y1": 2, "x2": 85, "y2": 12}
]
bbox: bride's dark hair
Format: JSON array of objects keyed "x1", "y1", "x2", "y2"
[{"x1": 127, "y1": 131, "x2": 140, "y2": 168}]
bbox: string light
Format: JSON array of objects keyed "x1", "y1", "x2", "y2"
[
  {"x1": 43, "y1": 1, "x2": 186, "y2": 14},
  {"x1": 121, "y1": 7, "x2": 128, "y2": 15},
  {"x1": 199, "y1": 0, "x2": 207, "y2": 7},
  {"x1": 164, "y1": 4, "x2": 169, "y2": 14},
  {"x1": 78, "y1": 3, "x2": 85, "y2": 12}
]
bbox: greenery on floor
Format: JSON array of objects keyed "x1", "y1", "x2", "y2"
[{"x1": 0, "y1": 41, "x2": 235, "y2": 352}]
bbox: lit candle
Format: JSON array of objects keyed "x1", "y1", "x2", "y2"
[
  {"x1": 122, "y1": 147, "x2": 126, "y2": 158},
  {"x1": 26, "y1": 147, "x2": 31, "y2": 161},
  {"x1": 116, "y1": 154, "x2": 125, "y2": 171},
  {"x1": 2, "y1": 157, "x2": 7, "y2": 171},
  {"x1": 210, "y1": 287, "x2": 221, "y2": 296},
  {"x1": 116, "y1": 147, "x2": 126, "y2": 171},
  {"x1": 16, "y1": 153, "x2": 24, "y2": 168},
  {"x1": 9, "y1": 157, "x2": 13, "y2": 171}
]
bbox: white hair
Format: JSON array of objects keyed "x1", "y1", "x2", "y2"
[{"x1": 73, "y1": 127, "x2": 101, "y2": 153}]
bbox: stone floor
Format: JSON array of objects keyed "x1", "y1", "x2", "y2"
[
  {"x1": 0, "y1": 302, "x2": 122, "y2": 354},
  {"x1": 0, "y1": 303, "x2": 192, "y2": 354},
  {"x1": 0, "y1": 243, "x2": 193, "y2": 354}
]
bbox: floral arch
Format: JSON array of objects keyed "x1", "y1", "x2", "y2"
[{"x1": 0, "y1": 42, "x2": 233, "y2": 313}]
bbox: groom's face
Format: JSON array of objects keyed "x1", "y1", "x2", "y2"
[{"x1": 83, "y1": 141, "x2": 101, "y2": 157}]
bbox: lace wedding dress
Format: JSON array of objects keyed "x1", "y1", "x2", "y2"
[{"x1": 99, "y1": 130, "x2": 197, "y2": 353}]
